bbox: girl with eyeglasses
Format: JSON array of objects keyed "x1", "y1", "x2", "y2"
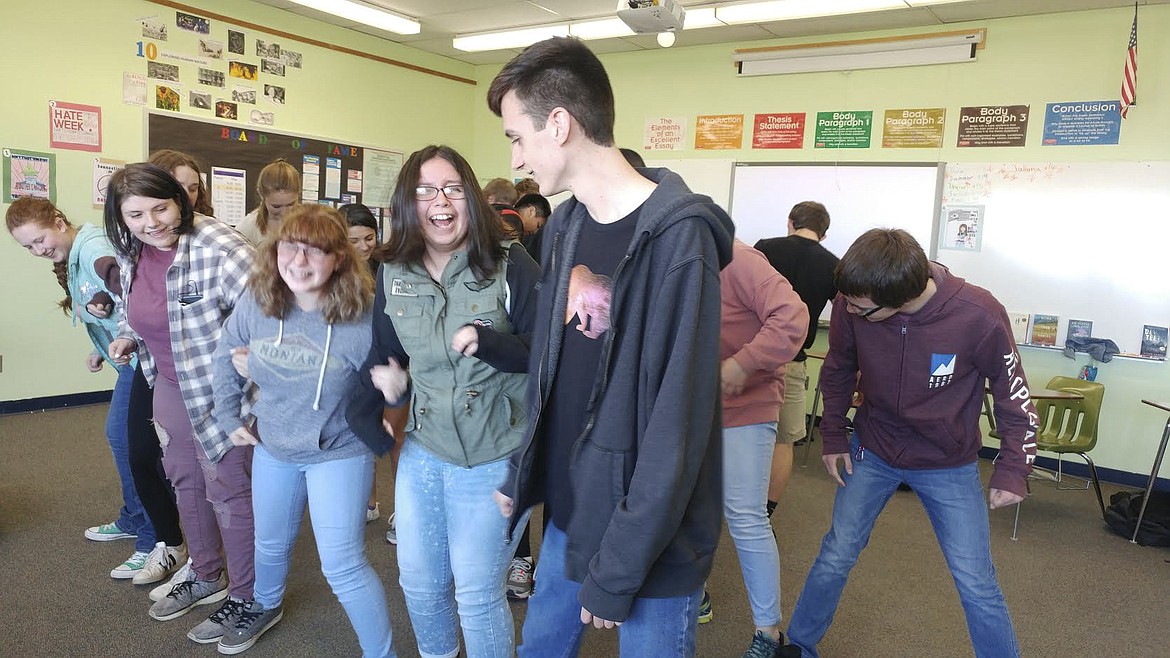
[
  {"x1": 211, "y1": 205, "x2": 396, "y2": 656},
  {"x1": 104, "y1": 163, "x2": 258, "y2": 645},
  {"x1": 348, "y1": 145, "x2": 540, "y2": 658}
]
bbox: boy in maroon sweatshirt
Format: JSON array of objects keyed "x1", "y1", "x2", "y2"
[{"x1": 786, "y1": 229, "x2": 1037, "y2": 658}]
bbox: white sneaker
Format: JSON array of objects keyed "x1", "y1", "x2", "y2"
[
  {"x1": 385, "y1": 512, "x2": 396, "y2": 545},
  {"x1": 151, "y1": 558, "x2": 194, "y2": 602},
  {"x1": 110, "y1": 551, "x2": 150, "y2": 579},
  {"x1": 366, "y1": 502, "x2": 380, "y2": 523},
  {"x1": 132, "y1": 542, "x2": 188, "y2": 585}
]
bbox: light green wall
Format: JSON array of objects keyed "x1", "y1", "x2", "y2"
[
  {"x1": 470, "y1": 6, "x2": 1170, "y2": 478},
  {"x1": 0, "y1": 0, "x2": 477, "y2": 403}
]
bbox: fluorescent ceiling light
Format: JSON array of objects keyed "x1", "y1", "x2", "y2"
[
  {"x1": 717, "y1": 0, "x2": 905, "y2": 24},
  {"x1": 904, "y1": 1, "x2": 973, "y2": 6},
  {"x1": 453, "y1": 25, "x2": 570, "y2": 52},
  {"x1": 286, "y1": 0, "x2": 420, "y2": 35},
  {"x1": 684, "y1": 8, "x2": 726, "y2": 29},
  {"x1": 733, "y1": 31, "x2": 983, "y2": 75},
  {"x1": 569, "y1": 18, "x2": 635, "y2": 40}
]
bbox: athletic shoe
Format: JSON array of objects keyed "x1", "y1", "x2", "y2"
[
  {"x1": 698, "y1": 590, "x2": 713, "y2": 624},
  {"x1": 385, "y1": 512, "x2": 397, "y2": 545},
  {"x1": 366, "y1": 502, "x2": 380, "y2": 523},
  {"x1": 110, "y1": 550, "x2": 150, "y2": 579},
  {"x1": 218, "y1": 601, "x2": 283, "y2": 655},
  {"x1": 506, "y1": 557, "x2": 535, "y2": 600},
  {"x1": 151, "y1": 558, "x2": 194, "y2": 602},
  {"x1": 188, "y1": 597, "x2": 249, "y2": 644},
  {"x1": 743, "y1": 631, "x2": 784, "y2": 658},
  {"x1": 85, "y1": 522, "x2": 134, "y2": 542},
  {"x1": 133, "y1": 542, "x2": 188, "y2": 585},
  {"x1": 148, "y1": 573, "x2": 229, "y2": 621}
]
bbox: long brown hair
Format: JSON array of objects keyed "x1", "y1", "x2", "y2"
[
  {"x1": 254, "y1": 159, "x2": 301, "y2": 235},
  {"x1": 149, "y1": 149, "x2": 215, "y2": 216},
  {"x1": 250, "y1": 205, "x2": 373, "y2": 324},
  {"x1": 5, "y1": 197, "x2": 73, "y2": 314}
]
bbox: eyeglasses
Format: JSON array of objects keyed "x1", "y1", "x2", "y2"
[
  {"x1": 415, "y1": 184, "x2": 466, "y2": 201},
  {"x1": 277, "y1": 241, "x2": 329, "y2": 259},
  {"x1": 846, "y1": 301, "x2": 885, "y2": 318}
]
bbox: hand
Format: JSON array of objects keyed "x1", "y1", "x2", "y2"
[
  {"x1": 720, "y1": 357, "x2": 749, "y2": 397},
  {"x1": 370, "y1": 358, "x2": 409, "y2": 403},
  {"x1": 822, "y1": 452, "x2": 854, "y2": 487},
  {"x1": 228, "y1": 426, "x2": 259, "y2": 447},
  {"x1": 86, "y1": 301, "x2": 112, "y2": 319},
  {"x1": 988, "y1": 488, "x2": 1024, "y2": 510},
  {"x1": 493, "y1": 490, "x2": 513, "y2": 519},
  {"x1": 85, "y1": 353, "x2": 104, "y2": 373},
  {"x1": 231, "y1": 346, "x2": 250, "y2": 379},
  {"x1": 581, "y1": 607, "x2": 621, "y2": 629},
  {"x1": 108, "y1": 338, "x2": 137, "y2": 366},
  {"x1": 451, "y1": 325, "x2": 480, "y2": 358}
]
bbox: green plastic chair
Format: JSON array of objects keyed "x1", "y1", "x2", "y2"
[{"x1": 1011, "y1": 375, "x2": 1106, "y2": 539}]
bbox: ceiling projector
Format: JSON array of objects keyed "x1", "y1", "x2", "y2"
[{"x1": 616, "y1": 0, "x2": 686, "y2": 33}]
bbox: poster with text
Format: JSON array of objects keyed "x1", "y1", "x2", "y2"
[
  {"x1": 347, "y1": 169, "x2": 363, "y2": 193},
  {"x1": 302, "y1": 154, "x2": 321, "y2": 201},
  {"x1": 957, "y1": 105, "x2": 1029, "y2": 147},
  {"x1": 643, "y1": 117, "x2": 686, "y2": 151},
  {"x1": 123, "y1": 72, "x2": 147, "y2": 106},
  {"x1": 325, "y1": 157, "x2": 342, "y2": 199},
  {"x1": 1042, "y1": 101, "x2": 1121, "y2": 146},
  {"x1": 814, "y1": 111, "x2": 872, "y2": 149},
  {"x1": 211, "y1": 167, "x2": 247, "y2": 226},
  {"x1": 362, "y1": 149, "x2": 404, "y2": 207},
  {"x1": 939, "y1": 204, "x2": 984, "y2": 252},
  {"x1": 751, "y1": 113, "x2": 805, "y2": 149},
  {"x1": 4, "y1": 148, "x2": 55, "y2": 202},
  {"x1": 49, "y1": 101, "x2": 102, "y2": 152},
  {"x1": 694, "y1": 115, "x2": 744, "y2": 150},
  {"x1": 93, "y1": 158, "x2": 125, "y2": 208},
  {"x1": 882, "y1": 108, "x2": 945, "y2": 148}
]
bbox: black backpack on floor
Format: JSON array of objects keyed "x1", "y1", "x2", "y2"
[{"x1": 1104, "y1": 490, "x2": 1170, "y2": 547}]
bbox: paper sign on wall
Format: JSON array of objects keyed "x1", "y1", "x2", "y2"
[
  {"x1": 882, "y1": 108, "x2": 945, "y2": 148},
  {"x1": 211, "y1": 167, "x2": 247, "y2": 226},
  {"x1": 4, "y1": 148, "x2": 56, "y2": 202},
  {"x1": 1042, "y1": 100, "x2": 1121, "y2": 146},
  {"x1": 814, "y1": 111, "x2": 872, "y2": 149},
  {"x1": 49, "y1": 101, "x2": 102, "y2": 152},
  {"x1": 362, "y1": 149, "x2": 404, "y2": 208},
  {"x1": 751, "y1": 113, "x2": 805, "y2": 149},
  {"x1": 695, "y1": 115, "x2": 744, "y2": 150},
  {"x1": 644, "y1": 117, "x2": 686, "y2": 151},
  {"x1": 93, "y1": 158, "x2": 125, "y2": 208},
  {"x1": 957, "y1": 105, "x2": 1030, "y2": 147}
]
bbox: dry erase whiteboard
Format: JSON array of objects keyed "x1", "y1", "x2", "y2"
[
  {"x1": 728, "y1": 163, "x2": 943, "y2": 258},
  {"x1": 938, "y1": 162, "x2": 1170, "y2": 356}
]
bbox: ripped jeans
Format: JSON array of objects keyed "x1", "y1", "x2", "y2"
[{"x1": 154, "y1": 376, "x2": 255, "y2": 599}]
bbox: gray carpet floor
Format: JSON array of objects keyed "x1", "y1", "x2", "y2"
[{"x1": 2, "y1": 403, "x2": 1168, "y2": 657}]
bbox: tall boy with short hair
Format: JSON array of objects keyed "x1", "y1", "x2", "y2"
[
  {"x1": 785, "y1": 228, "x2": 1037, "y2": 658},
  {"x1": 488, "y1": 36, "x2": 735, "y2": 656}
]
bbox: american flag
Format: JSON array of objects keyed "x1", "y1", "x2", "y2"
[{"x1": 1120, "y1": 4, "x2": 1138, "y2": 119}]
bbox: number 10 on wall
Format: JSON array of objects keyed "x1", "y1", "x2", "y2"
[{"x1": 136, "y1": 41, "x2": 158, "y2": 60}]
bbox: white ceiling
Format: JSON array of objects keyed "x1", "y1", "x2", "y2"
[{"x1": 251, "y1": 0, "x2": 1164, "y2": 65}]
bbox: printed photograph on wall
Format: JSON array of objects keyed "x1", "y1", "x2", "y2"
[
  {"x1": 147, "y1": 61, "x2": 179, "y2": 82},
  {"x1": 231, "y1": 86, "x2": 256, "y2": 105},
  {"x1": 198, "y1": 39, "x2": 223, "y2": 59},
  {"x1": 260, "y1": 59, "x2": 285, "y2": 76},
  {"x1": 939, "y1": 204, "x2": 984, "y2": 252},
  {"x1": 256, "y1": 40, "x2": 281, "y2": 59},
  {"x1": 189, "y1": 91, "x2": 211, "y2": 110},
  {"x1": 229, "y1": 61, "x2": 258, "y2": 81},
  {"x1": 197, "y1": 68, "x2": 225, "y2": 88},
  {"x1": 215, "y1": 100, "x2": 238, "y2": 120},
  {"x1": 282, "y1": 49, "x2": 302, "y2": 68},
  {"x1": 228, "y1": 29, "x2": 245, "y2": 55},
  {"x1": 264, "y1": 84, "x2": 285, "y2": 105},
  {"x1": 176, "y1": 11, "x2": 210, "y2": 34},
  {"x1": 141, "y1": 16, "x2": 167, "y2": 41},
  {"x1": 155, "y1": 85, "x2": 180, "y2": 111}
]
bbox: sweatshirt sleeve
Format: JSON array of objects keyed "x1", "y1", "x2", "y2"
[
  {"x1": 470, "y1": 243, "x2": 539, "y2": 373},
  {"x1": 346, "y1": 269, "x2": 409, "y2": 456},
  {"x1": 978, "y1": 311, "x2": 1039, "y2": 497},
  {"x1": 577, "y1": 227, "x2": 723, "y2": 623},
  {"x1": 726, "y1": 251, "x2": 808, "y2": 375},
  {"x1": 818, "y1": 296, "x2": 861, "y2": 456},
  {"x1": 212, "y1": 296, "x2": 252, "y2": 438}
]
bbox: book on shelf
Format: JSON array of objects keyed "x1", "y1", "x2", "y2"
[
  {"x1": 1029, "y1": 314, "x2": 1059, "y2": 347},
  {"x1": 1006, "y1": 312, "x2": 1030, "y2": 344},
  {"x1": 1067, "y1": 319, "x2": 1093, "y2": 340},
  {"x1": 1140, "y1": 325, "x2": 1168, "y2": 359}
]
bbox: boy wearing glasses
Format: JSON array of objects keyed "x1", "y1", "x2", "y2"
[
  {"x1": 488, "y1": 37, "x2": 736, "y2": 656},
  {"x1": 785, "y1": 228, "x2": 1037, "y2": 658}
]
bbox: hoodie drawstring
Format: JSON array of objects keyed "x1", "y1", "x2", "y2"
[{"x1": 313, "y1": 324, "x2": 333, "y2": 411}]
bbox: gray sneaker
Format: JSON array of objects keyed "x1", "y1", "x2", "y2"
[
  {"x1": 148, "y1": 573, "x2": 229, "y2": 621},
  {"x1": 188, "y1": 597, "x2": 249, "y2": 644},
  {"x1": 217, "y1": 601, "x2": 282, "y2": 655}
]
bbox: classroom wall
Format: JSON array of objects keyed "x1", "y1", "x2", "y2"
[
  {"x1": 469, "y1": 6, "x2": 1170, "y2": 478},
  {"x1": 0, "y1": 0, "x2": 477, "y2": 403}
]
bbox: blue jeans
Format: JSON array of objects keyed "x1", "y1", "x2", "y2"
[
  {"x1": 519, "y1": 522, "x2": 702, "y2": 658},
  {"x1": 787, "y1": 435, "x2": 1019, "y2": 658},
  {"x1": 107, "y1": 364, "x2": 155, "y2": 552},
  {"x1": 251, "y1": 445, "x2": 395, "y2": 658},
  {"x1": 395, "y1": 440, "x2": 514, "y2": 658},
  {"x1": 722, "y1": 422, "x2": 781, "y2": 628}
]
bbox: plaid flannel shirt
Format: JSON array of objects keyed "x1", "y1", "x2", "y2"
[{"x1": 117, "y1": 214, "x2": 255, "y2": 463}]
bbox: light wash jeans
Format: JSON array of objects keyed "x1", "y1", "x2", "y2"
[
  {"x1": 107, "y1": 364, "x2": 155, "y2": 552},
  {"x1": 395, "y1": 439, "x2": 514, "y2": 658},
  {"x1": 722, "y1": 421, "x2": 781, "y2": 628},
  {"x1": 251, "y1": 444, "x2": 395, "y2": 658},
  {"x1": 518, "y1": 522, "x2": 702, "y2": 658},
  {"x1": 786, "y1": 434, "x2": 1020, "y2": 658}
]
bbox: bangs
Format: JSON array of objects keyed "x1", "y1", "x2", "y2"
[{"x1": 275, "y1": 206, "x2": 346, "y2": 251}]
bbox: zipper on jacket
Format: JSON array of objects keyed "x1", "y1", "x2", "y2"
[{"x1": 897, "y1": 323, "x2": 908, "y2": 413}]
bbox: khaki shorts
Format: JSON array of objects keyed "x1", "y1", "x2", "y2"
[{"x1": 776, "y1": 360, "x2": 808, "y2": 444}]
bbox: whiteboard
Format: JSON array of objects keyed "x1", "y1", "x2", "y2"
[
  {"x1": 729, "y1": 163, "x2": 943, "y2": 258},
  {"x1": 939, "y1": 162, "x2": 1170, "y2": 356},
  {"x1": 645, "y1": 158, "x2": 735, "y2": 213}
]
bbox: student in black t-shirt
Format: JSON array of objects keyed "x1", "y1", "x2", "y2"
[{"x1": 489, "y1": 37, "x2": 739, "y2": 657}]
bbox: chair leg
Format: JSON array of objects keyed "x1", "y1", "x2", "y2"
[{"x1": 1079, "y1": 452, "x2": 1106, "y2": 519}]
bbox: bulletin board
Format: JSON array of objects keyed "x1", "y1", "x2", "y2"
[{"x1": 146, "y1": 111, "x2": 403, "y2": 226}]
